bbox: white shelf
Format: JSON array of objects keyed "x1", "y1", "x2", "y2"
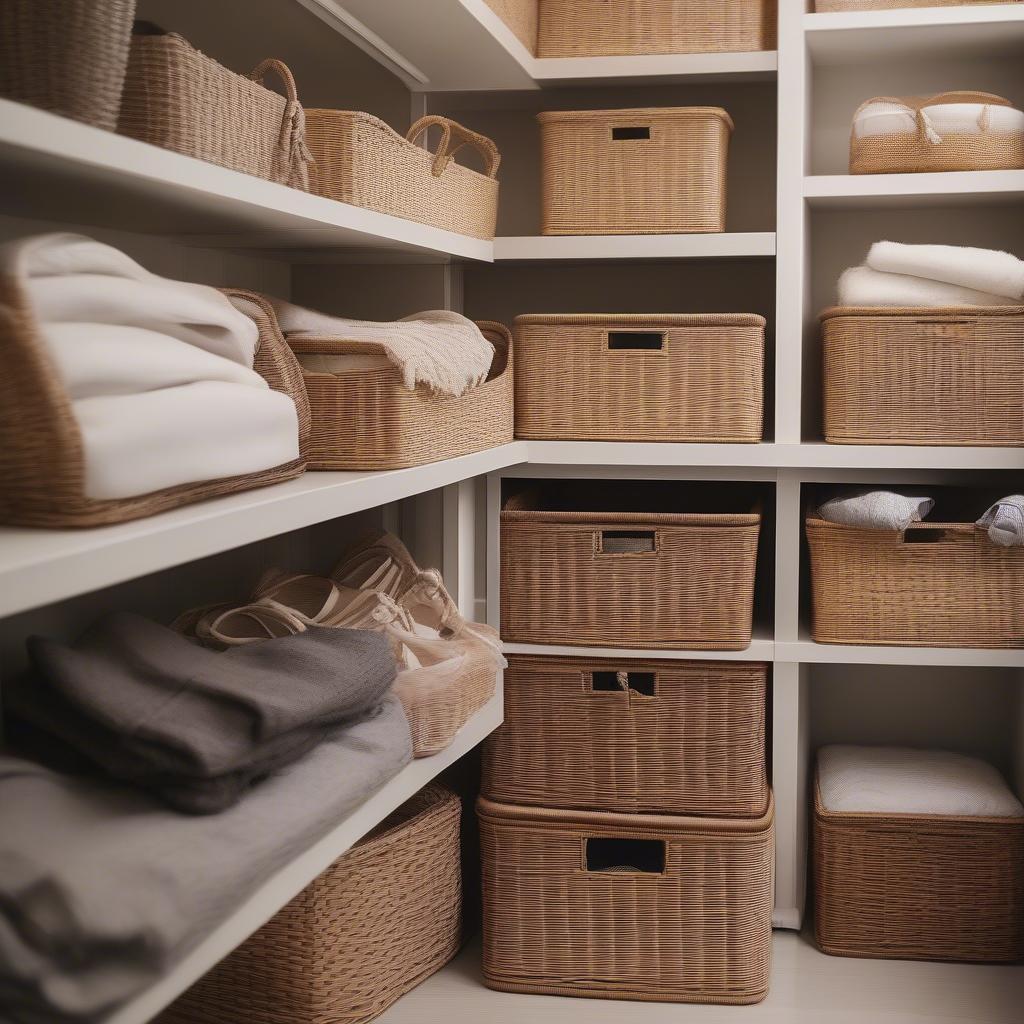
[
  {"x1": 528, "y1": 51, "x2": 778, "y2": 87},
  {"x1": 779, "y1": 637, "x2": 1024, "y2": 669},
  {"x1": 102, "y1": 689, "x2": 503, "y2": 1024},
  {"x1": 503, "y1": 634, "x2": 776, "y2": 663},
  {"x1": 805, "y1": 171, "x2": 1024, "y2": 209},
  {"x1": 493, "y1": 233, "x2": 777, "y2": 262}
]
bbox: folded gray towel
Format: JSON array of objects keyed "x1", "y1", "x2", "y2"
[
  {"x1": 817, "y1": 489, "x2": 934, "y2": 532},
  {"x1": 976, "y1": 495, "x2": 1024, "y2": 547}
]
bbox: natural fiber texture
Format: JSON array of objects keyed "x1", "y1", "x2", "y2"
[
  {"x1": 305, "y1": 112, "x2": 500, "y2": 239},
  {"x1": 479, "y1": 795, "x2": 774, "y2": 1004},
  {"x1": 822, "y1": 305, "x2": 1024, "y2": 446},
  {"x1": 850, "y1": 92, "x2": 1024, "y2": 175},
  {"x1": 482, "y1": 0, "x2": 538, "y2": 52},
  {"x1": 817, "y1": 0, "x2": 1019, "y2": 11},
  {"x1": 813, "y1": 780, "x2": 1024, "y2": 962},
  {"x1": 514, "y1": 313, "x2": 764, "y2": 442},
  {"x1": 538, "y1": 108, "x2": 732, "y2": 235},
  {"x1": 158, "y1": 784, "x2": 462, "y2": 1024},
  {"x1": 290, "y1": 321, "x2": 513, "y2": 470},
  {"x1": 118, "y1": 33, "x2": 312, "y2": 189},
  {"x1": 483, "y1": 655, "x2": 768, "y2": 816},
  {"x1": 538, "y1": 0, "x2": 776, "y2": 57},
  {"x1": 806, "y1": 516, "x2": 1024, "y2": 647},
  {"x1": 0, "y1": 0, "x2": 135, "y2": 131}
]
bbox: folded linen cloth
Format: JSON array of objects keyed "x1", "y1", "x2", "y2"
[
  {"x1": 271, "y1": 298, "x2": 494, "y2": 397},
  {"x1": 817, "y1": 489, "x2": 934, "y2": 531},
  {"x1": 0, "y1": 699, "x2": 412, "y2": 1024},
  {"x1": 837, "y1": 265, "x2": 1010, "y2": 308},
  {"x1": 853, "y1": 100, "x2": 1024, "y2": 141},
  {"x1": 866, "y1": 240, "x2": 1024, "y2": 301},
  {"x1": 976, "y1": 494, "x2": 1024, "y2": 546}
]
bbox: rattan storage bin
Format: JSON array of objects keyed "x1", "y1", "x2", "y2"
[
  {"x1": 0, "y1": 0, "x2": 135, "y2": 131},
  {"x1": 479, "y1": 794, "x2": 775, "y2": 1004},
  {"x1": 538, "y1": 108, "x2": 732, "y2": 235},
  {"x1": 500, "y1": 482, "x2": 762, "y2": 650},
  {"x1": 514, "y1": 313, "x2": 764, "y2": 442},
  {"x1": 117, "y1": 30, "x2": 312, "y2": 190},
  {"x1": 288, "y1": 321, "x2": 513, "y2": 471},
  {"x1": 483, "y1": 655, "x2": 768, "y2": 816},
  {"x1": 483, "y1": 0, "x2": 538, "y2": 52},
  {"x1": 806, "y1": 516, "x2": 1024, "y2": 647},
  {"x1": 822, "y1": 305, "x2": 1024, "y2": 447},
  {"x1": 305, "y1": 113, "x2": 500, "y2": 239},
  {"x1": 813, "y1": 778, "x2": 1024, "y2": 963},
  {"x1": 160, "y1": 784, "x2": 462, "y2": 1024},
  {"x1": 538, "y1": 0, "x2": 777, "y2": 57},
  {"x1": 817, "y1": 0, "x2": 1019, "y2": 11}
]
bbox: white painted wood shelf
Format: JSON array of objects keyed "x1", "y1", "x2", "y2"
[
  {"x1": 503, "y1": 633, "x2": 776, "y2": 663},
  {"x1": 804, "y1": 171, "x2": 1024, "y2": 209},
  {"x1": 779, "y1": 636, "x2": 1024, "y2": 670},
  {"x1": 493, "y1": 233, "x2": 776, "y2": 262}
]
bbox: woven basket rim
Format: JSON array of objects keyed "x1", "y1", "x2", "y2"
[
  {"x1": 503, "y1": 507, "x2": 762, "y2": 527},
  {"x1": 355, "y1": 782, "x2": 458, "y2": 854},
  {"x1": 515, "y1": 313, "x2": 766, "y2": 327},
  {"x1": 821, "y1": 304, "x2": 1024, "y2": 321},
  {"x1": 806, "y1": 516, "x2": 982, "y2": 535},
  {"x1": 505, "y1": 653, "x2": 770, "y2": 673},
  {"x1": 537, "y1": 106, "x2": 735, "y2": 132}
]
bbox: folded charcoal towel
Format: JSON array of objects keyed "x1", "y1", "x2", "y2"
[
  {"x1": 866, "y1": 241, "x2": 1024, "y2": 301},
  {"x1": 976, "y1": 495, "x2": 1024, "y2": 546},
  {"x1": 837, "y1": 265, "x2": 1010, "y2": 308},
  {"x1": 817, "y1": 489, "x2": 934, "y2": 531}
]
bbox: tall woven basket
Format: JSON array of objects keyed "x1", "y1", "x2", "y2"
[
  {"x1": 159, "y1": 784, "x2": 462, "y2": 1024},
  {"x1": 0, "y1": 0, "x2": 135, "y2": 131}
]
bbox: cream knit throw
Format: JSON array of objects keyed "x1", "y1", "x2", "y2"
[
  {"x1": 976, "y1": 495, "x2": 1024, "y2": 546},
  {"x1": 818, "y1": 489, "x2": 934, "y2": 532},
  {"x1": 271, "y1": 299, "x2": 495, "y2": 397}
]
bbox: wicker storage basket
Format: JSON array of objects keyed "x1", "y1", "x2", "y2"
[
  {"x1": 514, "y1": 313, "x2": 764, "y2": 442},
  {"x1": 850, "y1": 92, "x2": 1024, "y2": 175},
  {"x1": 813, "y1": 778, "x2": 1024, "y2": 962},
  {"x1": 483, "y1": 0, "x2": 539, "y2": 52},
  {"x1": 500, "y1": 482, "x2": 762, "y2": 649},
  {"x1": 538, "y1": 107, "x2": 732, "y2": 235},
  {"x1": 159, "y1": 784, "x2": 462, "y2": 1024},
  {"x1": 0, "y1": 0, "x2": 135, "y2": 131},
  {"x1": 807, "y1": 516, "x2": 1024, "y2": 647},
  {"x1": 483, "y1": 655, "x2": 768, "y2": 816},
  {"x1": 479, "y1": 794, "x2": 775, "y2": 1004},
  {"x1": 817, "y1": 0, "x2": 1020, "y2": 11},
  {"x1": 288, "y1": 320, "x2": 513, "y2": 471},
  {"x1": 118, "y1": 31, "x2": 312, "y2": 190},
  {"x1": 538, "y1": 0, "x2": 776, "y2": 57},
  {"x1": 305, "y1": 113, "x2": 500, "y2": 239},
  {"x1": 822, "y1": 305, "x2": 1024, "y2": 447}
]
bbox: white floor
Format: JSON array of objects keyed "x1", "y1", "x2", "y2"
[{"x1": 377, "y1": 931, "x2": 1024, "y2": 1024}]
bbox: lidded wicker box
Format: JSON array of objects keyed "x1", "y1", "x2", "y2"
[
  {"x1": 538, "y1": 107, "x2": 733, "y2": 235},
  {"x1": 822, "y1": 305, "x2": 1024, "y2": 447},
  {"x1": 479, "y1": 794, "x2": 775, "y2": 1004},
  {"x1": 514, "y1": 313, "x2": 764, "y2": 442},
  {"x1": 483, "y1": 655, "x2": 769, "y2": 816}
]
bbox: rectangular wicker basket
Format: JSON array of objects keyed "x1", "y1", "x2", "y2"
[
  {"x1": 305, "y1": 113, "x2": 500, "y2": 240},
  {"x1": 482, "y1": 0, "x2": 538, "y2": 52},
  {"x1": 822, "y1": 305, "x2": 1024, "y2": 447},
  {"x1": 514, "y1": 313, "x2": 764, "y2": 442},
  {"x1": 288, "y1": 321, "x2": 513, "y2": 471},
  {"x1": 159, "y1": 784, "x2": 462, "y2": 1024},
  {"x1": 479, "y1": 794, "x2": 775, "y2": 1004},
  {"x1": 483, "y1": 655, "x2": 769, "y2": 816},
  {"x1": 813, "y1": 779, "x2": 1024, "y2": 963},
  {"x1": 816, "y1": 0, "x2": 1020, "y2": 11},
  {"x1": 538, "y1": 107, "x2": 733, "y2": 235},
  {"x1": 806, "y1": 516, "x2": 1024, "y2": 647},
  {"x1": 500, "y1": 482, "x2": 762, "y2": 650},
  {"x1": 537, "y1": 0, "x2": 777, "y2": 57}
]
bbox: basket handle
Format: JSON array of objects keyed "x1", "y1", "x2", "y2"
[
  {"x1": 898, "y1": 525, "x2": 974, "y2": 546},
  {"x1": 249, "y1": 58, "x2": 314, "y2": 190},
  {"x1": 407, "y1": 115, "x2": 501, "y2": 179},
  {"x1": 594, "y1": 529, "x2": 659, "y2": 555}
]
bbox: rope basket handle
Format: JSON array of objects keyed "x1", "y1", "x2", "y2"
[
  {"x1": 406, "y1": 115, "x2": 501, "y2": 179},
  {"x1": 247, "y1": 58, "x2": 313, "y2": 191},
  {"x1": 249, "y1": 58, "x2": 300, "y2": 102}
]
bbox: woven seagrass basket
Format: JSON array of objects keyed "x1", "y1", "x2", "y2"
[
  {"x1": 538, "y1": 107, "x2": 732, "y2": 235},
  {"x1": 817, "y1": 0, "x2": 1020, "y2": 12},
  {"x1": 514, "y1": 313, "x2": 764, "y2": 442},
  {"x1": 822, "y1": 305, "x2": 1024, "y2": 447},
  {"x1": 159, "y1": 784, "x2": 462, "y2": 1024},
  {"x1": 305, "y1": 113, "x2": 500, "y2": 239},
  {"x1": 479, "y1": 793, "x2": 775, "y2": 1004},
  {"x1": 483, "y1": 655, "x2": 768, "y2": 816},
  {"x1": 482, "y1": 0, "x2": 539, "y2": 52},
  {"x1": 813, "y1": 777, "x2": 1024, "y2": 963}
]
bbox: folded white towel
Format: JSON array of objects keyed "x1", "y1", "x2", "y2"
[
  {"x1": 838, "y1": 265, "x2": 1009, "y2": 308},
  {"x1": 976, "y1": 495, "x2": 1024, "y2": 546},
  {"x1": 818, "y1": 489, "x2": 934, "y2": 531},
  {"x1": 272, "y1": 299, "x2": 495, "y2": 398},
  {"x1": 867, "y1": 241, "x2": 1024, "y2": 302}
]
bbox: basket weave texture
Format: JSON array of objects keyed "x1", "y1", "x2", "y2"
[
  {"x1": 822, "y1": 305, "x2": 1024, "y2": 447},
  {"x1": 538, "y1": 107, "x2": 732, "y2": 235},
  {"x1": 305, "y1": 112, "x2": 500, "y2": 239},
  {"x1": 289, "y1": 321, "x2": 513, "y2": 471},
  {"x1": 483, "y1": 655, "x2": 768, "y2": 816},
  {"x1": 538, "y1": 0, "x2": 777, "y2": 57},
  {"x1": 813, "y1": 779, "x2": 1024, "y2": 962},
  {"x1": 514, "y1": 313, "x2": 764, "y2": 442},
  {"x1": 159, "y1": 784, "x2": 462, "y2": 1024},
  {"x1": 0, "y1": 0, "x2": 135, "y2": 130},
  {"x1": 483, "y1": 0, "x2": 538, "y2": 52},
  {"x1": 479, "y1": 794, "x2": 775, "y2": 1004},
  {"x1": 807, "y1": 516, "x2": 1024, "y2": 647},
  {"x1": 817, "y1": 0, "x2": 1020, "y2": 11}
]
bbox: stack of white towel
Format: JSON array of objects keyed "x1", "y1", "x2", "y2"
[{"x1": 839, "y1": 240, "x2": 1024, "y2": 308}]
